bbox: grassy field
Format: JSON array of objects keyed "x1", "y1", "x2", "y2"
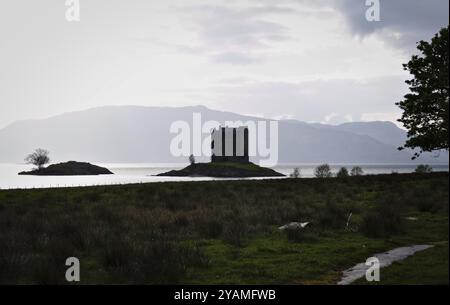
[{"x1": 0, "y1": 172, "x2": 448, "y2": 284}]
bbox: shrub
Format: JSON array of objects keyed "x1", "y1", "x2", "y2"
[
  {"x1": 336, "y1": 167, "x2": 349, "y2": 178},
  {"x1": 415, "y1": 164, "x2": 433, "y2": 174},
  {"x1": 31, "y1": 256, "x2": 67, "y2": 285},
  {"x1": 315, "y1": 164, "x2": 332, "y2": 178},
  {"x1": 99, "y1": 232, "x2": 206, "y2": 284},
  {"x1": 286, "y1": 229, "x2": 317, "y2": 243},
  {"x1": 350, "y1": 166, "x2": 363, "y2": 176},
  {"x1": 406, "y1": 183, "x2": 446, "y2": 213},
  {"x1": 360, "y1": 196, "x2": 404, "y2": 237},
  {"x1": 317, "y1": 200, "x2": 348, "y2": 230},
  {"x1": 102, "y1": 237, "x2": 134, "y2": 270},
  {"x1": 222, "y1": 218, "x2": 247, "y2": 247},
  {"x1": 198, "y1": 219, "x2": 223, "y2": 239},
  {"x1": 189, "y1": 154, "x2": 196, "y2": 165},
  {"x1": 290, "y1": 168, "x2": 300, "y2": 178}
]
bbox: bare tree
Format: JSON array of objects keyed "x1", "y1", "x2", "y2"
[
  {"x1": 25, "y1": 148, "x2": 50, "y2": 169},
  {"x1": 315, "y1": 164, "x2": 332, "y2": 178}
]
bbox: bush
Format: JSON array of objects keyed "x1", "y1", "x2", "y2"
[
  {"x1": 290, "y1": 168, "x2": 300, "y2": 178},
  {"x1": 415, "y1": 164, "x2": 433, "y2": 174},
  {"x1": 189, "y1": 154, "x2": 196, "y2": 165},
  {"x1": 197, "y1": 219, "x2": 223, "y2": 239},
  {"x1": 100, "y1": 232, "x2": 207, "y2": 284},
  {"x1": 286, "y1": 229, "x2": 317, "y2": 243},
  {"x1": 222, "y1": 217, "x2": 247, "y2": 247},
  {"x1": 406, "y1": 183, "x2": 447, "y2": 213},
  {"x1": 315, "y1": 164, "x2": 332, "y2": 178},
  {"x1": 336, "y1": 167, "x2": 349, "y2": 178},
  {"x1": 350, "y1": 166, "x2": 363, "y2": 176},
  {"x1": 360, "y1": 196, "x2": 404, "y2": 237},
  {"x1": 317, "y1": 200, "x2": 348, "y2": 229}
]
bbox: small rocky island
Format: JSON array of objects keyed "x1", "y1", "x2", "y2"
[
  {"x1": 157, "y1": 162, "x2": 284, "y2": 178},
  {"x1": 19, "y1": 161, "x2": 114, "y2": 176},
  {"x1": 159, "y1": 126, "x2": 285, "y2": 178}
]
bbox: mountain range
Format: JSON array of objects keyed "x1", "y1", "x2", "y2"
[{"x1": 0, "y1": 105, "x2": 447, "y2": 165}]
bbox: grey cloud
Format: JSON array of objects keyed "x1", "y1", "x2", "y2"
[
  {"x1": 211, "y1": 51, "x2": 261, "y2": 65},
  {"x1": 178, "y1": 3, "x2": 294, "y2": 64},
  {"x1": 334, "y1": 0, "x2": 449, "y2": 50},
  {"x1": 208, "y1": 76, "x2": 409, "y2": 124},
  {"x1": 198, "y1": 18, "x2": 288, "y2": 47}
]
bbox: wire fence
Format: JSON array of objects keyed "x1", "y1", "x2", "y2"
[
  {"x1": 0, "y1": 181, "x2": 149, "y2": 191},
  {"x1": 0, "y1": 175, "x2": 289, "y2": 191}
]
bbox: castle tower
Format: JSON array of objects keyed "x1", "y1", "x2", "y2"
[{"x1": 211, "y1": 126, "x2": 249, "y2": 163}]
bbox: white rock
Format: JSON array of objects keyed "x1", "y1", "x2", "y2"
[{"x1": 278, "y1": 222, "x2": 310, "y2": 230}]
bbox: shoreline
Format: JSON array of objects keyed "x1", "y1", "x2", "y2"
[{"x1": 1, "y1": 172, "x2": 448, "y2": 191}]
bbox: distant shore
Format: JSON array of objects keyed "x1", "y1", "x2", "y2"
[{"x1": 0, "y1": 163, "x2": 448, "y2": 190}]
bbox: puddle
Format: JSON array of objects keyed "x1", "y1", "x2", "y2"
[{"x1": 337, "y1": 245, "x2": 433, "y2": 285}]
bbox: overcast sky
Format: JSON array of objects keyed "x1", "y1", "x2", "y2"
[{"x1": 0, "y1": 0, "x2": 448, "y2": 128}]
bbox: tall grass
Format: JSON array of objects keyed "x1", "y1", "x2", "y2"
[{"x1": 0, "y1": 172, "x2": 447, "y2": 283}]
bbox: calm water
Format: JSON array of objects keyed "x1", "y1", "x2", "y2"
[{"x1": 0, "y1": 163, "x2": 448, "y2": 190}]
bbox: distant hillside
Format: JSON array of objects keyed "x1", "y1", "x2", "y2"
[
  {"x1": 311, "y1": 121, "x2": 406, "y2": 147},
  {"x1": 0, "y1": 105, "x2": 447, "y2": 164},
  {"x1": 285, "y1": 120, "x2": 448, "y2": 163}
]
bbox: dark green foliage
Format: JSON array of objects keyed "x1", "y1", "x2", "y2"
[
  {"x1": 189, "y1": 154, "x2": 196, "y2": 165},
  {"x1": 0, "y1": 172, "x2": 448, "y2": 284},
  {"x1": 361, "y1": 194, "x2": 404, "y2": 238},
  {"x1": 415, "y1": 164, "x2": 433, "y2": 174},
  {"x1": 350, "y1": 166, "x2": 364, "y2": 176},
  {"x1": 405, "y1": 179, "x2": 448, "y2": 213},
  {"x1": 314, "y1": 164, "x2": 332, "y2": 178},
  {"x1": 397, "y1": 26, "x2": 449, "y2": 158},
  {"x1": 318, "y1": 199, "x2": 348, "y2": 230},
  {"x1": 286, "y1": 229, "x2": 317, "y2": 243},
  {"x1": 336, "y1": 167, "x2": 349, "y2": 178},
  {"x1": 290, "y1": 167, "x2": 300, "y2": 178}
]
